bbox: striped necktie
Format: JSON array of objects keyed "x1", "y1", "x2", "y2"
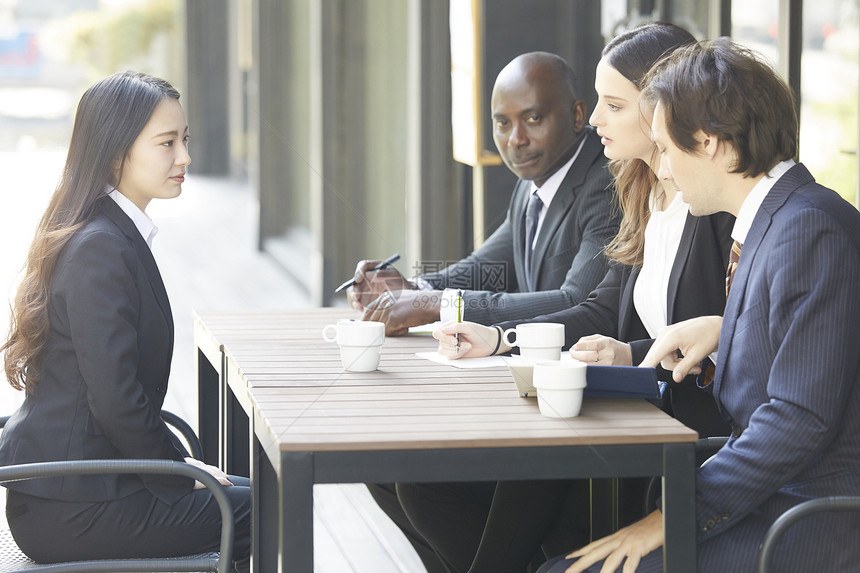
[
  {"x1": 701, "y1": 240, "x2": 744, "y2": 388},
  {"x1": 524, "y1": 191, "x2": 543, "y2": 291},
  {"x1": 725, "y1": 240, "x2": 742, "y2": 297}
]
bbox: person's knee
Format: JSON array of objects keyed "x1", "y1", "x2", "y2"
[
  {"x1": 396, "y1": 482, "x2": 492, "y2": 535},
  {"x1": 366, "y1": 483, "x2": 399, "y2": 512}
]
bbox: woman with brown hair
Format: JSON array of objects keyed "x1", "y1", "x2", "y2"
[
  {"x1": 437, "y1": 22, "x2": 731, "y2": 433},
  {"x1": 392, "y1": 23, "x2": 733, "y2": 573},
  {"x1": 0, "y1": 71, "x2": 250, "y2": 570}
]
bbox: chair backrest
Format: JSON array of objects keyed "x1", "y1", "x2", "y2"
[
  {"x1": 757, "y1": 496, "x2": 860, "y2": 573},
  {"x1": 0, "y1": 413, "x2": 231, "y2": 572},
  {"x1": 160, "y1": 410, "x2": 204, "y2": 461}
]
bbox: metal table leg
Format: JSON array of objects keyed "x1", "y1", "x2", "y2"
[
  {"x1": 280, "y1": 451, "x2": 314, "y2": 572},
  {"x1": 662, "y1": 442, "x2": 696, "y2": 572},
  {"x1": 251, "y1": 422, "x2": 278, "y2": 573},
  {"x1": 197, "y1": 347, "x2": 220, "y2": 466},
  {"x1": 224, "y1": 376, "x2": 250, "y2": 476}
]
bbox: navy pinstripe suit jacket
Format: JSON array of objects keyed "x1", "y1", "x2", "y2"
[{"x1": 693, "y1": 163, "x2": 860, "y2": 571}]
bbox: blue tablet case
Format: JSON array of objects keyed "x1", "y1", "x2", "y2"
[{"x1": 584, "y1": 365, "x2": 662, "y2": 399}]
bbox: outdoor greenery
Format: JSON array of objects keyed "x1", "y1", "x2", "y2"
[
  {"x1": 807, "y1": 98, "x2": 858, "y2": 205},
  {"x1": 44, "y1": 0, "x2": 181, "y2": 84}
]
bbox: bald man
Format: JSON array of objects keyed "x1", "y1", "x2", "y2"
[
  {"x1": 350, "y1": 51, "x2": 618, "y2": 336},
  {"x1": 361, "y1": 52, "x2": 617, "y2": 573}
]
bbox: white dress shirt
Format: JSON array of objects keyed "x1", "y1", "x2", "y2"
[
  {"x1": 528, "y1": 134, "x2": 587, "y2": 248},
  {"x1": 108, "y1": 188, "x2": 158, "y2": 249},
  {"x1": 731, "y1": 159, "x2": 795, "y2": 245}
]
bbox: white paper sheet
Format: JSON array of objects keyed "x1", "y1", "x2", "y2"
[
  {"x1": 415, "y1": 351, "x2": 508, "y2": 369},
  {"x1": 408, "y1": 321, "x2": 443, "y2": 334}
]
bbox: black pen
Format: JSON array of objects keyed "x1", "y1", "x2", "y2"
[
  {"x1": 334, "y1": 253, "x2": 401, "y2": 294},
  {"x1": 455, "y1": 291, "x2": 462, "y2": 353}
]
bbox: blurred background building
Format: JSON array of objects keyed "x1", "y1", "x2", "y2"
[
  {"x1": 1, "y1": 0, "x2": 859, "y2": 409},
  {"x1": 0, "y1": 3, "x2": 857, "y2": 568},
  {"x1": 184, "y1": 0, "x2": 859, "y2": 306}
]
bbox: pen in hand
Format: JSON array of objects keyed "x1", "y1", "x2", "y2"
[
  {"x1": 334, "y1": 253, "x2": 401, "y2": 294},
  {"x1": 455, "y1": 292, "x2": 462, "y2": 354}
]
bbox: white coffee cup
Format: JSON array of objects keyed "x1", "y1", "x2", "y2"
[
  {"x1": 532, "y1": 360, "x2": 587, "y2": 418},
  {"x1": 502, "y1": 323, "x2": 564, "y2": 364},
  {"x1": 322, "y1": 320, "x2": 385, "y2": 372}
]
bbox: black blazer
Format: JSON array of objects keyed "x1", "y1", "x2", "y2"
[
  {"x1": 0, "y1": 196, "x2": 191, "y2": 503},
  {"x1": 422, "y1": 127, "x2": 619, "y2": 324},
  {"x1": 498, "y1": 211, "x2": 735, "y2": 437}
]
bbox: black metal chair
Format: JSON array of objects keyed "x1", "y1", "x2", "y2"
[
  {"x1": 757, "y1": 496, "x2": 860, "y2": 573},
  {"x1": 642, "y1": 437, "x2": 858, "y2": 573},
  {"x1": 0, "y1": 411, "x2": 234, "y2": 572}
]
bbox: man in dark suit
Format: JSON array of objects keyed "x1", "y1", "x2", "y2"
[
  {"x1": 541, "y1": 38, "x2": 860, "y2": 573},
  {"x1": 350, "y1": 51, "x2": 618, "y2": 336},
  {"x1": 353, "y1": 51, "x2": 615, "y2": 573}
]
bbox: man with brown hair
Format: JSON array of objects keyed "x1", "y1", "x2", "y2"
[{"x1": 540, "y1": 38, "x2": 860, "y2": 573}]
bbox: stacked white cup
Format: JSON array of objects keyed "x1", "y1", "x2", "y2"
[
  {"x1": 532, "y1": 361, "x2": 587, "y2": 418},
  {"x1": 502, "y1": 322, "x2": 586, "y2": 418}
]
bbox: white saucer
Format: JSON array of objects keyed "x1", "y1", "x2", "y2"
[{"x1": 503, "y1": 354, "x2": 581, "y2": 397}]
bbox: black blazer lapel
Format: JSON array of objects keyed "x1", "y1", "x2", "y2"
[
  {"x1": 666, "y1": 212, "x2": 698, "y2": 325},
  {"x1": 530, "y1": 128, "x2": 604, "y2": 282},
  {"x1": 618, "y1": 265, "x2": 640, "y2": 339},
  {"x1": 96, "y1": 197, "x2": 174, "y2": 336}
]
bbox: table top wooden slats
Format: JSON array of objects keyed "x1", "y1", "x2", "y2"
[{"x1": 194, "y1": 309, "x2": 697, "y2": 452}]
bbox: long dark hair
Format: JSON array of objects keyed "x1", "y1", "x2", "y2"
[
  {"x1": 601, "y1": 22, "x2": 696, "y2": 267},
  {"x1": 2, "y1": 71, "x2": 181, "y2": 391}
]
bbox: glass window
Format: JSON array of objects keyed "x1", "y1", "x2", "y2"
[{"x1": 799, "y1": 0, "x2": 858, "y2": 205}]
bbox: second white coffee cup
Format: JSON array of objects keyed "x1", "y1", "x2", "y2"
[
  {"x1": 322, "y1": 320, "x2": 385, "y2": 372},
  {"x1": 502, "y1": 322, "x2": 565, "y2": 364},
  {"x1": 532, "y1": 360, "x2": 587, "y2": 418}
]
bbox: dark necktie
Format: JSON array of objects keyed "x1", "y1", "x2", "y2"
[
  {"x1": 725, "y1": 240, "x2": 743, "y2": 297},
  {"x1": 524, "y1": 191, "x2": 543, "y2": 292},
  {"x1": 702, "y1": 240, "x2": 744, "y2": 388}
]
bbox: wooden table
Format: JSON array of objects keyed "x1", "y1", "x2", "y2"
[{"x1": 195, "y1": 308, "x2": 698, "y2": 573}]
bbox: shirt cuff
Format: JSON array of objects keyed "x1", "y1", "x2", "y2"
[{"x1": 440, "y1": 288, "x2": 462, "y2": 323}]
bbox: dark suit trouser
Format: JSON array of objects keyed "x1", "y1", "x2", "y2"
[
  {"x1": 6, "y1": 475, "x2": 251, "y2": 570},
  {"x1": 367, "y1": 483, "x2": 449, "y2": 573},
  {"x1": 373, "y1": 479, "x2": 590, "y2": 573}
]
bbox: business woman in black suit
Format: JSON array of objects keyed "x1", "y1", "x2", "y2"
[
  {"x1": 0, "y1": 72, "x2": 250, "y2": 569},
  {"x1": 396, "y1": 24, "x2": 733, "y2": 573}
]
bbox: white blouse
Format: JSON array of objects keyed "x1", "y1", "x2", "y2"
[{"x1": 632, "y1": 191, "x2": 689, "y2": 338}]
